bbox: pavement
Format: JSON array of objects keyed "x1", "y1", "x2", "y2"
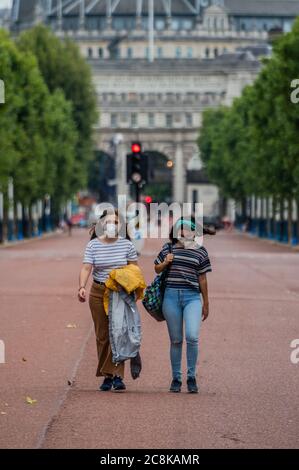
[{"x1": 0, "y1": 228, "x2": 298, "y2": 449}]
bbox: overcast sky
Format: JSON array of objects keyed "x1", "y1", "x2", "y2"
[{"x1": 0, "y1": 0, "x2": 12, "y2": 9}]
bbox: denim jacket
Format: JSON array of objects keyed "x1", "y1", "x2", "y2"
[{"x1": 108, "y1": 289, "x2": 142, "y2": 364}]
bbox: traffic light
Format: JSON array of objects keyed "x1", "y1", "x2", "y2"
[
  {"x1": 126, "y1": 142, "x2": 148, "y2": 185},
  {"x1": 145, "y1": 195, "x2": 152, "y2": 204}
]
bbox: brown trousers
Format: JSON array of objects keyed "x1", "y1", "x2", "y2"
[{"x1": 89, "y1": 282, "x2": 125, "y2": 378}]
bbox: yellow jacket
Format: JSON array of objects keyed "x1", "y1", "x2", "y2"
[{"x1": 103, "y1": 264, "x2": 146, "y2": 314}]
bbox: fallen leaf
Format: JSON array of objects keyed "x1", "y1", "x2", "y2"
[
  {"x1": 66, "y1": 324, "x2": 77, "y2": 329},
  {"x1": 22, "y1": 358, "x2": 27, "y2": 362},
  {"x1": 25, "y1": 396, "x2": 37, "y2": 405}
]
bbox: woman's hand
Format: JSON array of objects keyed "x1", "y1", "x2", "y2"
[
  {"x1": 78, "y1": 264, "x2": 92, "y2": 302},
  {"x1": 154, "y1": 254, "x2": 174, "y2": 274},
  {"x1": 202, "y1": 302, "x2": 209, "y2": 321},
  {"x1": 78, "y1": 287, "x2": 86, "y2": 303},
  {"x1": 165, "y1": 254, "x2": 174, "y2": 265}
]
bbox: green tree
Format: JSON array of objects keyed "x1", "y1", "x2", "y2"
[{"x1": 17, "y1": 25, "x2": 98, "y2": 191}]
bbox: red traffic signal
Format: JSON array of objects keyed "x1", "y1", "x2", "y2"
[
  {"x1": 145, "y1": 196, "x2": 152, "y2": 204},
  {"x1": 131, "y1": 142, "x2": 142, "y2": 153}
]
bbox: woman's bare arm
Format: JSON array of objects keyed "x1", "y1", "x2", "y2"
[
  {"x1": 199, "y1": 273, "x2": 209, "y2": 321},
  {"x1": 78, "y1": 263, "x2": 92, "y2": 302},
  {"x1": 154, "y1": 254, "x2": 174, "y2": 274}
]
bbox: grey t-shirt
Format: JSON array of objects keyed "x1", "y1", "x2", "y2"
[{"x1": 83, "y1": 237, "x2": 138, "y2": 282}]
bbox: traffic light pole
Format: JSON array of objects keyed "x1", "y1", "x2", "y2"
[
  {"x1": 127, "y1": 142, "x2": 148, "y2": 205},
  {"x1": 135, "y1": 182, "x2": 140, "y2": 204}
]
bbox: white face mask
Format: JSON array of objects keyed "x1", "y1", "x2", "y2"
[
  {"x1": 178, "y1": 237, "x2": 198, "y2": 249},
  {"x1": 104, "y1": 223, "x2": 117, "y2": 238}
]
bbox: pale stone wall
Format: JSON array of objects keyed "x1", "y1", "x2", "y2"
[
  {"x1": 187, "y1": 184, "x2": 220, "y2": 218},
  {"x1": 90, "y1": 59, "x2": 259, "y2": 204}
]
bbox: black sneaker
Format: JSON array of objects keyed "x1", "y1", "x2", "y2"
[
  {"x1": 187, "y1": 377, "x2": 198, "y2": 393},
  {"x1": 169, "y1": 379, "x2": 182, "y2": 393},
  {"x1": 99, "y1": 377, "x2": 113, "y2": 392},
  {"x1": 113, "y1": 376, "x2": 126, "y2": 391}
]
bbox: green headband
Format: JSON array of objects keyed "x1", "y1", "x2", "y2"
[{"x1": 175, "y1": 219, "x2": 196, "y2": 231}]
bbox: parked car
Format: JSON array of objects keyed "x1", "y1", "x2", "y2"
[
  {"x1": 70, "y1": 213, "x2": 87, "y2": 228},
  {"x1": 203, "y1": 216, "x2": 224, "y2": 231}
]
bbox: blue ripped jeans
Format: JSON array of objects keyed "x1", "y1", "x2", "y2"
[{"x1": 162, "y1": 287, "x2": 202, "y2": 381}]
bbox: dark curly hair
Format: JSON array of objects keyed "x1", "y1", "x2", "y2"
[{"x1": 169, "y1": 215, "x2": 216, "y2": 244}]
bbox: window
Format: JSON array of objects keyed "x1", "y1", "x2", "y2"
[
  {"x1": 157, "y1": 47, "x2": 163, "y2": 58},
  {"x1": 131, "y1": 113, "x2": 138, "y2": 127},
  {"x1": 86, "y1": 17, "x2": 106, "y2": 30},
  {"x1": 172, "y1": 19, "x2": 180, "y2": 30},
  {"x1": 112, "y1": 17, "x2": 135, "y2": 31},
  {"x1": 110, "y1": 47, "x2": 120, "y2": 59},
  {"x1": 214, "y1": 48, "x2": 219, "y2": 57},
  {"x1": 127, "y1": 47, "x2": 133, "y2": 59},
  {"x1": 148, "y1": 113, "x2": 155, "y2": 128},
  {"x1": 98, "y1": 47, "x2": 103, "y2": 58},
  {"x1": 87, "y1": 47, "x2": 93, "y2": 58},
  {"x1": 186, "y1": 113, "x2": 193, "y2": 127},
  {"x1": 175, "y1": 47, "x2": 182, "y2": 58},
  {"x1": 166, "y1": 114, "x2": 173, "y2": 128},
  {"x1": 155, "y1": 18, "x2": 165, "y2": 30},
  {"x1": 182, "y1": 19, "x2": 193, "y2": 30},
  {"x1": 205, "y1": 47, "x2": 210, "y2": 58},
  {"x1": 283, "y1": 20, "x2": 293, "y2": 32},
  {"x1": 187, "y1": 47, "x2": 193, "y2": 58},
  {"x1": 145, "y1": 47, "x2": 149, "y2": 59},
  {"x1": 111, "y1": 114, "x2": 117, "y2": 128}
]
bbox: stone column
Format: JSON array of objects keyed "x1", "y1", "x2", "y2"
[
  {"x1": 79, "y1": 0, "x2": 85, "y2": 30},
  {"x1": 173, "y1": 137, "x2": 185, "y2": 204},
  {"x1": 116, "y1": 142, "x2": 129, "y2": 200}
]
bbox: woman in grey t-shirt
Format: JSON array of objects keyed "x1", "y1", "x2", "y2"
[{"x1": 78, "y1": 209, "x2": 138, "y2": 392}]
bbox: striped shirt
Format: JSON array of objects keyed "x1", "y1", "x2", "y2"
[
  {"x1": 83, "y1": 237, "x2": 138, "y2": 282},
  {"x1": 154, "y1": 242, "x2": 212, "y2": 292}
]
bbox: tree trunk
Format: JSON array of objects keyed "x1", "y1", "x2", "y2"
[
  {"x1": 287, "y1": 198, "x2": 293, "y2": 245},
  {"x1": 279, "y1": 198, "x2": 284, "y2": 242},
  {"x1": 266, "y1": 198, "x2": 270, "y2": 238},
  {"x1": 272, "y1": 196, "x2": 277, "y2": 240}
]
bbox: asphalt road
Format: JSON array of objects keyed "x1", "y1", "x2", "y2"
[{"x1": 0, "y1": 228, "x2": 298, "y2": 449}]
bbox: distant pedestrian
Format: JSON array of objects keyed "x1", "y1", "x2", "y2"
[
  {"x1": 66, "y1": 218, "x2": 73, "y2": 236},
  {"x1": 154, "y1": 216, "x2": 213, "y2": 393},
  {"x1": 78, "y1": 209, "x2": 143, "y2": 392}
]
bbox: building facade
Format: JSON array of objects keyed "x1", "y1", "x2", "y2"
[
  {"x1": 8, "y1": 1, "x2": 299, "y2": 209},
  {"x1": 0, "y1": 8, "x2": 11, "y2": 30}
]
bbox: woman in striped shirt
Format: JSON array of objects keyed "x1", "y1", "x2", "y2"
[
  {"x1": 78, "y1": 209, "x2": 138, "y2": 392},
  {"x1": 154, "y1": 217, "x2": 212, "y2": 394}
]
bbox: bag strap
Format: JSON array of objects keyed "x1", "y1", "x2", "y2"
[{"x1": 163, "y1": 242, "x2": 173, "y2": 280}]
